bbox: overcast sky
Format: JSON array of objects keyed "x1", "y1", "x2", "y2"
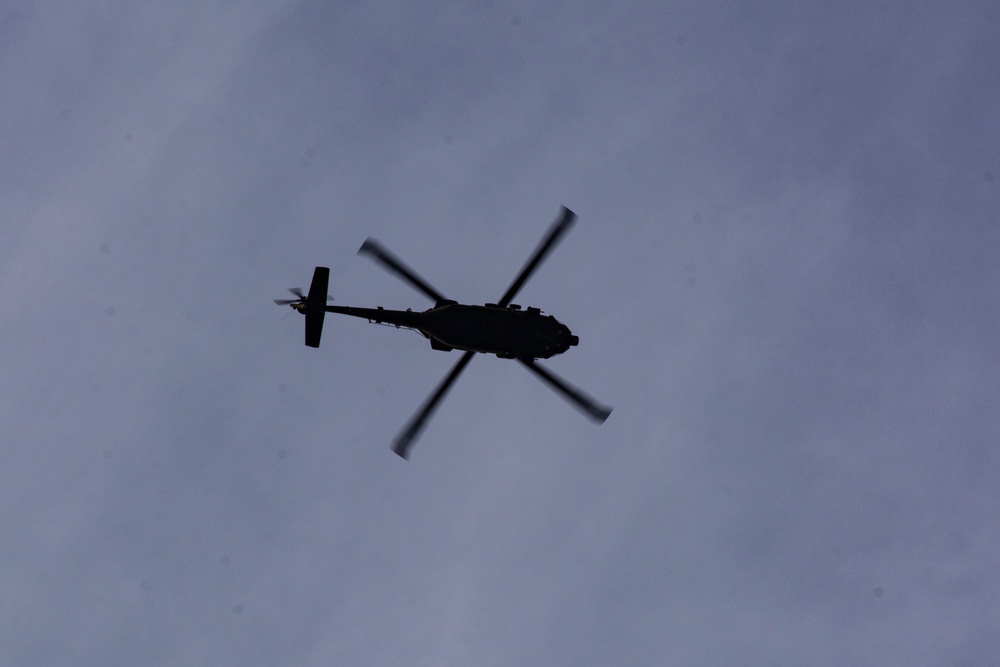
[{"x1": 2, "y1": 1, "x2": 998, "y2": 665}]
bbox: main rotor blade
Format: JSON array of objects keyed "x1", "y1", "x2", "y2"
[
  {"x1": 393, "y1": 350, "x2": 475, "y2": 459},
  {"x1": 517, "y1": 358, "x2": 612, "y2": 423},
  {"x1": 497, "y1": 206, "x2": 576, "y2": 308},
  {"x1": 358, "y1": 238, "x2": 449, "y2": 305}
]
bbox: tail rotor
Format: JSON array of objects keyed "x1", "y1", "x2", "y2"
[{"x1": 273, "y1": 287, "x2": 307, "y2": 307}]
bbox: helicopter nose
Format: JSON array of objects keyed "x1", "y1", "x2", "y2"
[{"x1": 557, "y1": 324, "x2": 578, "y2": 347}]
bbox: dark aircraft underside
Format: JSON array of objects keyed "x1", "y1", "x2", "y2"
[{"x1": 323, "y1": 303, "x2": 579, "y2": 360}]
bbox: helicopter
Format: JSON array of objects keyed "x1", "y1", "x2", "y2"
[{"x1": 275, "y1": 206, "x2": 612, "y2": 459}]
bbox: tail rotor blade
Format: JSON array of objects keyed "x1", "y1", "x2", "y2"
[
  {"x1": 358, "y1": 238, "x2": 449, "y2": 305},
  {"x1": 497, "y1": 207, "x2": 576, "y2": 307},
  {"x1": 392, "y1": 350, "x2": 476, "y2": 459},
  {"x1": 517, "y1": 358, "x2": 612, "y2": 423}
]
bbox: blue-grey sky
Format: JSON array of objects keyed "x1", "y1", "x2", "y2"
[{"x1": 3, "y1": 2, "x2": 998, "y2": 665}]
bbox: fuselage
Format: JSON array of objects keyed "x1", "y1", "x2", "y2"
[{"x1": 318, "y1": 302, "x2": 579, "y2": 359}]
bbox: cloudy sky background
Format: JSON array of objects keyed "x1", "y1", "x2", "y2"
[{"x1": 2, "y1": 1, "x2": 998, "y2": 664}]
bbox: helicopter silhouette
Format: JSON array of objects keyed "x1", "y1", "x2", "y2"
[{"x1": 275, "y1": 206, "x2": 612, "y2": 459}]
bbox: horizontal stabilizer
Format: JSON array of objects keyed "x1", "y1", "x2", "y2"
[{"x1": 305, "y1": 267, "x2": 329, "y2": 348}]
